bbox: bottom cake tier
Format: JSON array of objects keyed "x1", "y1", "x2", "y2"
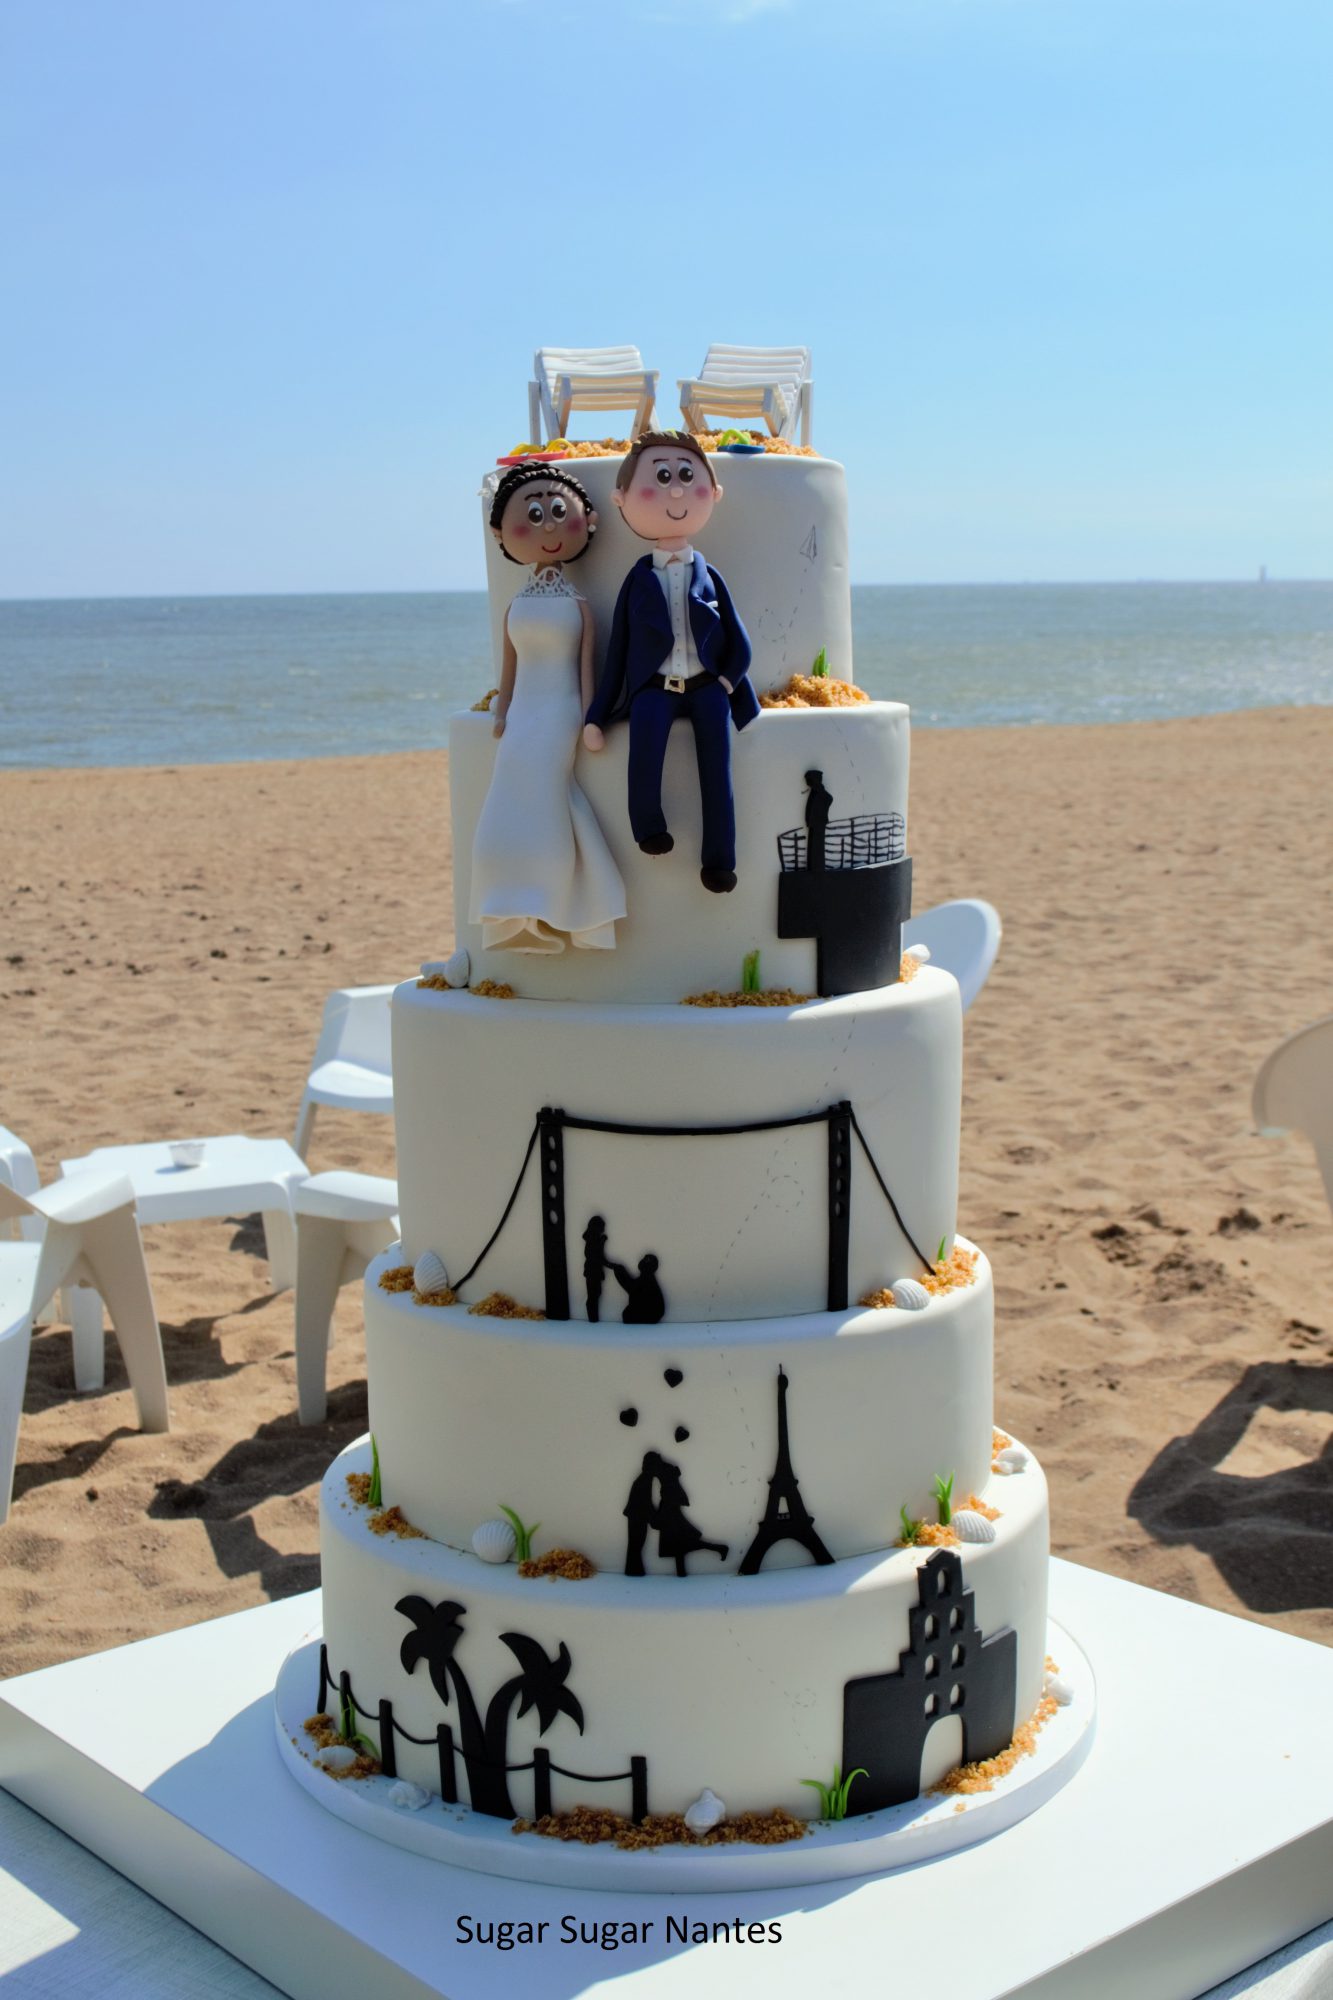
[{"x1": 315, "y1": 1435, "x2": 1050, "y2": 1824}]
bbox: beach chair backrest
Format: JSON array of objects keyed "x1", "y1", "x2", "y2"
[
  {"x1": 696, "y1": 344, "x2": 811, "y2": 402},
  {"x1": 536, "y1": 345, "x2": 648, "y2": 396}
]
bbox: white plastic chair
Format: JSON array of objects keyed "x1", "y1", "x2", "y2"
[
  {"x1": 529, "y1": 346, "x2": 658, "y2": 444},
  {"x1": 294, "y1": 985, "x2": 395, "y2": 1161},
  {"x1": 0, "y1": 1171, "x2": 169, "y2": 1525},
  {"x1": 678, "y1": 344, "x2": 813, "y2": 446},
  {"x1": 293, "y1": 1171, "x2": 400, "y2": 1423},
  {"x1": 0, "y1": 1125, "x2": 43, "y2": 1242},
  {"x1": 902, "y1": 899, "x2": 1002, "y2": 1014},
  {"x1": 1253, "y1": 1014, "x2": 1333, "y2": 1222}
]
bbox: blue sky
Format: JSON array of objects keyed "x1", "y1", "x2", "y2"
[{"x1": 2, "y1": 0, "x2": 1329, "y2": 595}]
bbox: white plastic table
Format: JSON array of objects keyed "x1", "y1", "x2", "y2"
[{"x1": 57, "y1": 1137, "x2": 307, "y2": 1391}]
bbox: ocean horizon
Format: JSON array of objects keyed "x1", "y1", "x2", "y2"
[{"x1": 2, "y1": 580, "x2": 1331, "y2": 771}]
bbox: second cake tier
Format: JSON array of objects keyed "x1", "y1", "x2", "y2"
[{"x1": 365, "y1": 1242, "x2": 993, "y2": 1573}]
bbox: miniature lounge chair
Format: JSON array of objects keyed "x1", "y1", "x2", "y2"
[
  {"x1": 293, "y1": 985, "x2": 396, "y2": 1161},
  {"x1": 1253, "y1": 1013, "x2": 1333, "y2": 1222},
  {"x1": 678, "y1": 345, "x2": 813, "y2": 446},
  {"x1": 529, "y1": 347, "x2": 658, "y2": 444},
  {"x1": 901, "y1": 899, "x2": 1002, "y2": 1014},
  {"x1": 293, "y1": 1171, "x2": 400, "y2": 1423},
  {"x1": 0, "y1": 1155, "x2": 169, "y2": 1525}
]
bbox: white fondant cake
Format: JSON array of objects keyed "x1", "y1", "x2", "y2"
[{"x1": 290, "y1": 424, "x2": 1059, "y2": 1871}]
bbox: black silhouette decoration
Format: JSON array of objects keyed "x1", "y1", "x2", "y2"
[
  {"x1": 841, "y1": 1549, "x2": 1017, "y2": 1812},
  {"x1": 540, "y1": 1116, "x2": 571, "y2": 1319},
  {"x1": 803, "y1": 767, "x2": 832, "y2": 871},
  {"x1": 674, "y1": 1425, "x2": 690, "y2": 1443},
  {"x1": 664, "y1": 1368, "x2": 684, "y2": 1388},
  {"x1": 581, "y1": 1212, "x2": 666, "y2": 1324},
  {"x1": 395, "y1": 1596, "x2": 584, "y2": 1819},
  {"x1": 318, "y1": 1641, "x2": 648, "y2": 1822},
  {"x1": 456, "y1": 1104, "x2": 930, "y2": 1323},
  {"x1": 611, "y1": 1254, "x2": 665, "y2": 1324},
  {"x1": 619, "y1": 1407, "x2": 639, "y2": 1427},
  {"x1": 624, "y1": 1450, "x2": 729, "y2": 1576},
  {"x1": 583, "y1": 1216, "x2": 609, "y2": 1322},
  {"x1": 738, "y1": 1368, "x2": 834, "y2": 1573},
  {"x1": 776, "y1": 772, "x2": 912, "y2": 996}
]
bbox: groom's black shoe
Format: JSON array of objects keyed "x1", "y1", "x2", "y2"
[
  {"x1": 638, "y1": 833, "x2": 674, "y2": 856},
  {"x1": 700, "y1": 867, "x2": 737, "y2": 894}
]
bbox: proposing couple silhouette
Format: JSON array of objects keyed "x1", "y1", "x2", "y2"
[
  {"x1": 624, "y1": 1450, "x2": 729, "y2": 1577},
  {"x1": 582, "y1": 1215, "x2": 665, "y2": 1324}
]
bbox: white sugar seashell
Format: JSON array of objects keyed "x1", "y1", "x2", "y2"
[
  {"x1": 684, "y1": 1788, "x2": 727, "y2": 1834},
  {"x1": 413, "y1": 1250, "x2": 450, "y2": 1296},
  {"x1": 952, "y1": 1509, "x2": 997, "y2": 1544},
  {"x1": 314, "y1": 1744, "x2": 359, "y2": 1772},
  {"x1": 905, "y1": 942, "x2": 932, "y2": 964},
  {"x1": 444, "y1": 948, "x2": 471, "y2": 988},
  {"x1": 388, "y1": 1780, "x2": 431, "y2": 1810},
  {"x1": 891, "y1": 1278, "x2": 930, "y2": 1311},
  {"x1": 472, "y1": 1517, "x2": 517, "y2": 1565},
  {"x1": 1045, "y1": 1674, "x2": 1074, "y2": 1706},
  {"x1": 995, "y1": 1445, "x2": 1029, "y2": 1474}
]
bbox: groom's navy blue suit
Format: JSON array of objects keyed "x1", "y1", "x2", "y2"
[{"x1": 586, "y1": 552, "x2": 758, "y2": 873}]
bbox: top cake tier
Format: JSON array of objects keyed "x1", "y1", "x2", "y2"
[
  {"x1": 450, "y1": 703, "x2": 909, "y2": 1004},
  {"x1": 482, "y1": 451, "x2": 853, "y2": 693}
]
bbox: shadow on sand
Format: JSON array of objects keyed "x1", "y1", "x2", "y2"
[{"x1": 1128, "y1": 1359, "x2": 1333, "y2": 1613}]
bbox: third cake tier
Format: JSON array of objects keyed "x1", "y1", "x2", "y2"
[
  {"x1": 366, "y1": 1242, "x2": 994, "y2": 1571},
  {"x1": 392, "y1": 967, "x2": 961, "y2": 1325}
]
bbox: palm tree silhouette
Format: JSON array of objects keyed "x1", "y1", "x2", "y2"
[{"x1": 396, "y1": 1596, "x2": 584, "y2": 1818}]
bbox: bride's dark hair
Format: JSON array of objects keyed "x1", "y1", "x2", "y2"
[{"x1": 489, "y1": 464, "x2": 597, "y2": 563}]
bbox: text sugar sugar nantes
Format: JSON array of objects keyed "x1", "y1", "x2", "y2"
[{"x1": 454, "y1": 1914, "x2": 784, "y2": 1951}]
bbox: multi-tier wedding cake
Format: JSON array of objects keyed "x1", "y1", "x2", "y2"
[{"x1": 279, "y1": 419, "x2": 1073, "y2": 1883}]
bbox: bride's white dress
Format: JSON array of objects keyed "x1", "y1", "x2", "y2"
[{"x1": 470, "y1": 570, "x2": 626, "y2": 953}]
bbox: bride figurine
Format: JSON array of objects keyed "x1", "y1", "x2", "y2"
[{"x1": 470, "y1": 464, "x2": 626, "y2": 953}]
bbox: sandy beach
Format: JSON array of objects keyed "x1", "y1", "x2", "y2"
[{"x1": 2, "y1": 704, "x2": 1331, "y2": 1680}]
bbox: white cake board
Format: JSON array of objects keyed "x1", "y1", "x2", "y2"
[
  {"x1": 273, "y1": 1622, "x2": 1095, "y2": 1890},
  {"x1": 1, "y1": 1561, "x2": 1331, "y2": 2000}
]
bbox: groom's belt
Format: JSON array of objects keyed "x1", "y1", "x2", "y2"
[{"x1": 647, "y1": 669, "x2": 712, "y2": 695}]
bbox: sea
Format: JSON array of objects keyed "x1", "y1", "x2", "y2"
[{"x1": 1, "y1": 582, "x2": 1330, "y2": 770}]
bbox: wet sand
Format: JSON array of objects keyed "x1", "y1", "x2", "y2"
[{"x1": 2, "y1": 705, "x2": 1331, "y2": 1677}]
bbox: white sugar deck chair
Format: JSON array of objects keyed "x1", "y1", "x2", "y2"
[
  {"x1": 1253, "y1": 1013, "x2": 1333, "y2": 1222},
  {"x1": 293, "y1": 1171, "x2": 400, "y2": 1423},
  {"x1": 294, "y1": 984, "x2": 395, "y2": 1161},
  {"x1": 902, "y1": 899, "x2": 1002, "y2": 1014},
  {"x1": 678, "y1": 344, "x2": 813, "y2": 446},
  {"x1": 529, "y1": 346, "x2": 658, "y2": 444},
  {"x1": 1, "y1": 1170, "x2": 169, "y2": 1525}
]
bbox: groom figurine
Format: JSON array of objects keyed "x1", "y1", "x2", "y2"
[{"x1": 583, "y1": 431, "x2": 758, "y2": 893}]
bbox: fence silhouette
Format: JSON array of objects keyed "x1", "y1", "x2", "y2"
[
  {"x1": 317, "y1": 1646, "x2": 649, "y2": 1821},
  {"x1": 778, "y1": 810, "x2": 905, "y2": 873}
]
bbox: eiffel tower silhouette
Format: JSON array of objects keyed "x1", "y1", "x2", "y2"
[{"x1": 738, "y1": 1368, "x2": 834, "y2": 1573}]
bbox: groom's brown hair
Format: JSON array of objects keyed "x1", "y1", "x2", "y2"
[{"x1": 614, "y1": 429, "x2": 718, "y2": 494}]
